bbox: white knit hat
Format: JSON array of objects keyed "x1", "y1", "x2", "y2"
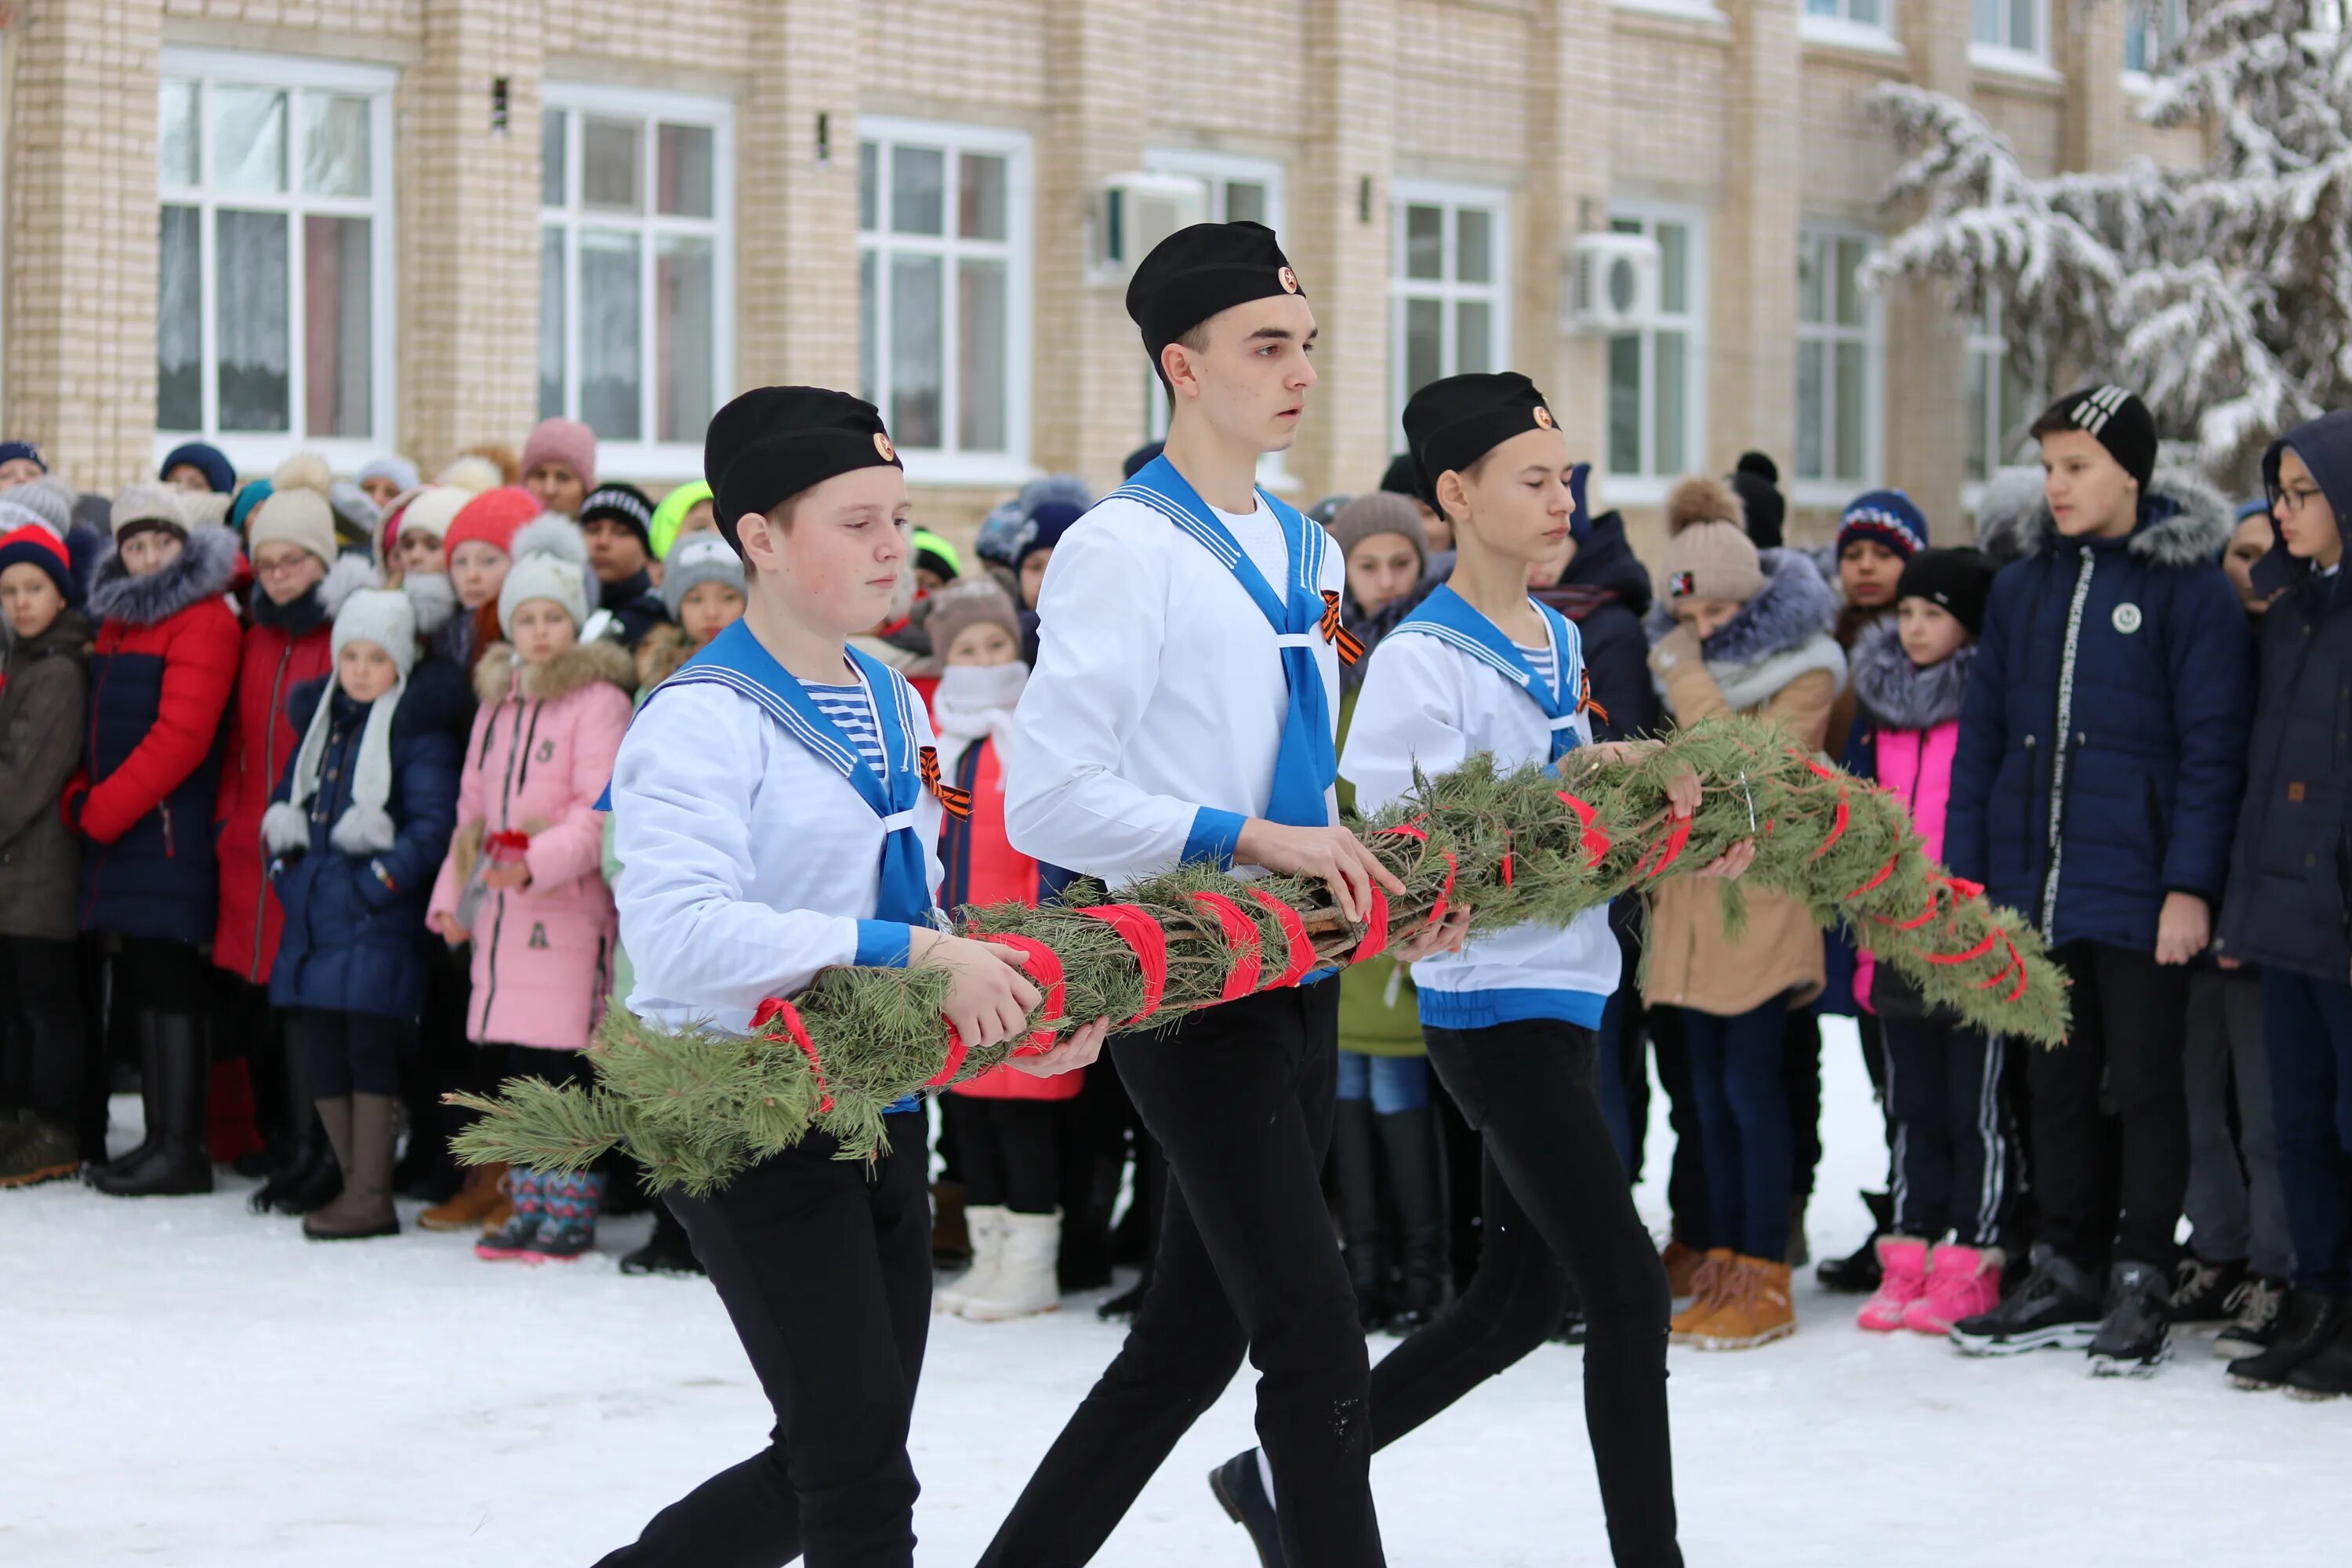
[
  {"x1": 111, "y1": 483, "x2": 188, "y2": 539},
  {"x1": 392, "y1": 485, "x2": 471, "y2": 549},
  {"x1": 435, "y1": 454, "x2": 505, "y2": 494},
  {"x1": 6, "y1": 476, "x2": 74, "y2": 539},
  {"x1": 262, "y1": 585, "x2": 416, "y2": 861},
  {"x1": 333, "y1": 585, "x2": 419, "y2": 681},
  {"x1": 249, "y1": 453, "x2": 339, "y2": 566},
  {"x1": 497, "y1": 514, "x2": 591, "y2": 637}
]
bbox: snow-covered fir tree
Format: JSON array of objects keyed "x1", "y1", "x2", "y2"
[{"x1": 1867, "y1": 2, "x2": 2352, "y2": 483}]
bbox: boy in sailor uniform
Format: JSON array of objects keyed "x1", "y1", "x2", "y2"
[{"x1": 593, "y1": 387, "x2": 1103, "y2": 1568}]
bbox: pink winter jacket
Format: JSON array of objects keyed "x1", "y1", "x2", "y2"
[
  {"x1": 1856, "y1": 717, "x2": 1958, "y2": 1012},
  {"x1": 426, "y1": 639, "x2": 633, "y2": 1051}
]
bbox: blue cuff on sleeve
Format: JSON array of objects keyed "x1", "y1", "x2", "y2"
[
  {"x1": 1184, "y1": 807, "x2": 1247, "y2": 869},
  {"x1": 855, "y1": 920, "x2": 913, "y2": 968}
]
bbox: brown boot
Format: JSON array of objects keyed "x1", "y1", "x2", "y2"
[
  {"x1": 1661, "y1": 1239, "x2": 1707, "y2": 1301},
  {"x1": 419, "y1": 1160, "x2": 507, "y2": 1232},
  {"x1": 1668, "y1": 1248, "x2": 1734, "y2": 1341},
  {"x1": 1689, "y1": 1254, "x2": 1797, "y2": 1351},
  {"x1": 304, "y1": 1094, "x2": 401, "y2": 1240}
]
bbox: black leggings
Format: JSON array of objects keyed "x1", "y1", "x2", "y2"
[
  {"x1": 1, "y1": 935, "x2": 85, "y2": 1127},
  {"x1": 1375, "y1": 1019, "x2": 1681, "y2": 1568},
  {"x1": 946, "y1": 1095, "x2": 1061, "y2": 1214},
  {"x1": 292, "y1": 1008, "x2": 415, "y2": 1098}
]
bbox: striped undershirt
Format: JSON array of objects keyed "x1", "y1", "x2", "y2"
[
  {"x1": 1515, "y1": 637, "x2": 1561, "y2": 701},
  {"x1": 800, "y1": 679, "x2": 887, "y2": 776}
]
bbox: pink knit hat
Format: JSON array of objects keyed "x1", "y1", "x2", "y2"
[{"x1": 520, "y1": 418, "x2": 597, "y2": 492}]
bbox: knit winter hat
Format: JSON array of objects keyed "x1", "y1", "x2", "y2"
[
  {"x1": 498, "y1": 515, "x2": 592, "y2": 636},
  {"x1": 1660, "y1": 476, "x2": 1763, "y2": 605},
  {"x1": 357, "y1": 456, "x2": 419, "y2": 495},
  {"x1": 924, "y1": 577, "x2": 1022, "y2": 663},
  {"x1": 160, "y1": 441, "x2": 236, "y2": 495},
  {"x1": 0, "y1": 522, "x2": 74, "y2": 603},
  {"x1": 580, "y1": 482, "x2": 656, "y2": 552},
  {"x1": 2033, "y1": 384, "x2": 2158, "y2": 491},
  {"x1": 329, "y1": 481, "x2": 383, "y2": 554},
  {"x1": 6, "y1": 476, "x2": 74, "y2": 539},
  {"x1": 332, "y1": 584, "x2": 419, "y2": 681},
  {"x1": 263, "y1": 586, "x2": 415, "y2": 862},
  {"x1": 1380, "y1": 452, "x2": 1420, "y2": 499},
  {"x1": 111, "y1": 483, "x2": 188, "y2": 539},
  {"x1": 435, "y1": 453, "x2": 506, "y2": 494},
  {"x1": 1014, "y1": 502, "x2": 1083, "y2": 570},
  {"x1": 391, "y1": 486, "x2": 471, "y2": 551},
  {"x1": 1730, "y1": 452, "x2": 1787, "y2": 550},
  {"x1": 246, "y1": 453, "x2": 340, "y2": 567},
  {"x1": 660, "y1": 534, "x2": 747, "y2": 621},
  {"x1": 911, "y1": 528, "x2": 963, "y2": 584},
  {"x1": 442, "y1": 485, "x2": 540, "y2": 564},
  {"x1": 1896, "y1": 547, "x2": 1998, "y2": 639},
  {"x1": 521, "y1": 418, "x2": 597, "y2": 495},
  {"x1": 1327, "y1": 492, "x2": 1427, "y2": 572},
  {"x1": 1837, "y1": 489, "x2": 1929, "y2": 561},
  {"x1": 0, "y1": 440, "x2": 47, "y2": 474},
  {"x1": 1122, "y1": 441, "x2": 1165, "y2": 481},
  {"x1": 976, "y1": 474, "x2": 1093, "y2": 568},
  {"x1": 649, "y1": 480, "x2": 714, "y2": 561}
]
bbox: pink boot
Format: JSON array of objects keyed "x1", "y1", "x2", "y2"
[
  {"x1": 1857, "y1": 1236, "x2": 1929, "y2": 1331},
  {"x1": 1904, "y1": 1243, "x2": 2004, "y2": 1334}
]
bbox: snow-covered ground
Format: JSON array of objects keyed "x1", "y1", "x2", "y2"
[{"x1": 8, "y1": 1019, "x2": 2350, "y2": 1566}]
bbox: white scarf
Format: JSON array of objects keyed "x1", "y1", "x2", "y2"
[
  {"x1": 261, "y1": 681, "x2": 406, "y2": 859},
  {"x1": 931, "y1": 662, "x2": 1029, "y2": 777}
]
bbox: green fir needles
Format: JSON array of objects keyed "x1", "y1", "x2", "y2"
[{"x1": 453, "y1": 716, "x2": 2068, "y2": 1193}]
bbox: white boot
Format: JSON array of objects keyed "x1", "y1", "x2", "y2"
[
  {"x1": 936, "y1": 1205, "x2": 1007, "y2": 1316},
  {"x1": 963, "y1": 1208, "x2": 1063, "y2": 1322}
]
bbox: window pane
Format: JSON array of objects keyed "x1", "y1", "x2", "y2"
[
  {"x1": 1456, "y1": 300, "x2": 1492, "y2": 375},
  {"x1": 958, "y1": 152, "x2": 1007, "y2": 241},
  {"x1": 583, "y1": 118, "x2": 643, "y2": 212},
  {"x1": 1851, "y1": 0, "x2": 1882, "y2": 22},
  {"x1": 1658, "y1": 223, "x2": 1689, "y2": 315},
  {"x1": 2125, "y1": 19, "x2": 2148, "y2": 71},
  {"x1": 580, "y1": 229, "x2": 643, "y2": 440},
  {"x1": 1225, "y1": 180, "x2": 1267, "y2": 227},
  {"x1": 889, "y1": 255, "x2": 943, "y2": 448},
  {"x1": 303, "y1": 215, "x2": 371, "y2": 437},
  {"x1": 1655, "y1": 330, "x2": 1688, "y2": 474},
  {"x1": 891, "y1": 145, "x2": 944, "y2": 236},
  {"x1": 1806, "y1": 0, "x2": 1837, "y2": 13},
  {"x1": 160, "y1": 80, "x2": 198, "y2": 189},
  {"x1": 1999, "y1": 361, "x2": 2034, "y2": 462},
  {"x1": 656, "y1": 236, "x2": 715, "y2": 443},
  {"x1": 658, "y1": 123, "x2": 714, "y2": 218},
  {"x1": 216, "y1": 209, "x2": 289, "y2": 432},
  {"x1": 1405, "y1": 205, "x2": 1444, "y2": 281},
  {"x1": 158, "y1": 205, "x2": 203, "y2": 430},
  {"x1": 1457, "y1": 208, "x2": 1492, "y2": 285},
  {"x1": 212, "y1": 87, "x2": 288, "y2": 194},
  {"x1": 858, "y1": 142, "x2": 879, "y2": 232},
  {"x1": 1797, "y1": 237, "x2": 1825, "y2": 325},
  {"x1": 1403, "y1": 297, "x2": 1444, "y2": 403},
  {"x1": 1836, "y1": 238, "x2": 1867, "y2": 326},
  {"x1": 1973, "y1": 0, "x2": 2001, "y2": 42},
  {"x1": 539, "y1": 227, "x2": 566, "y2": 420},
  {"x1": 542, "y1": 109, "x2": 567, "y2": 208},
  {"x1": 2010, "y1": 0, "x2": 2037, "y2": 51},
  {"x1": 1607, "y1": 334, "x2": 1642, "y2": 476},
  {"x1": 958, "y1": 258, "x2": 1007, "y2": 452},
  {"x1": 1965, "y1": 350, "x2": 1991, "y2": 482},
  {"x1": 303, "y1": 94, "x2": 371, "y2": 198},
  {"x1": 1796, "y1": 339, "x2": 1825, "y2": 479},
  {"x1": 1835, "y1": 341, "x2": 1867, "y2": 481},
  {"x1": 858, "y1": 249, "x2": 877, "y2": 406},
  {"x1": 1610, "y1": 215, "x2": 1642, "y2": 237}
]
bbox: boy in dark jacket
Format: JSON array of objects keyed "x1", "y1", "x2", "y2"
[{"x1": 1947, "y1": 386, "x2": 2252, "y2": 1374}]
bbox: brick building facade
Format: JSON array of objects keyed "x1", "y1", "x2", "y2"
[{"x1": 0, "y1": 0, "x2": 2198, "y2": 546}]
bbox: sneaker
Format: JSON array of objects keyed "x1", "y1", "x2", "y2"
[
  {"x1": 1857, "y1": 1237, "x2": 1929, "y2": 1332},
  {"x1": 1669, "y1": 1248, "x2": 1735, "y2": 1342},
  {"x1": 2215, "y1": 1275, "x2": 2288, "y2": 1361},
  {"x1": 2229, "y1": 1287, "x2": 2345, "y2": 1391},
  {"x1": 1208, "y1": 1450, "x2": 1287, "y2": 1568},
  {"x1": 2168, "y1": 1254, "x2": 2248, "y2": 1327},
  {"x1": 2087, "y1": 1261, "x2": 2174, "y2": 1377},
  {"x1": 474, "y1": 1169, "x2": 548, "y2": 1260},
  {"x1": 1904, "y1": 1244, "x2": 2004, "y2": 1336},
  {"x1": 2285, "y1": 1301, "x2": 2352, "y2": 1400},
  {"x1": 1949, "y1": 1243, "x2": 2100, "y2": 1356},
  {"x1": 1689, "y1": 1254, "x2": 1797, "y2": 1351}
]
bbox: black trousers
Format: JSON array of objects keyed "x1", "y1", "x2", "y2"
[
  {"x1": 979, "y1": 980, "x2": 1380, "y2": 1568},
  {"x1": 596, "y1": 1109, "x2": 932, "y2": 1568},
  {"x1": 1644, "y1": 1007, "x2": 1711, "y2": 1245},
  {"x1": 2027, "y1": 941, "x2": 2192, "y2": 1271},
  {"x1": 1783, "y1": 1008, "x2": 1822, "y2": 1201},
  {"x1": 0, "y1": 935, "x2": 85, "y2": 1127},
  {"x1": 290, "y1": 1008, "x2": 414, "y2": 1098},
  {"x1": 945, "y1": 1094, "x2": 1060, "y2": 1214},
  {"x1": 1376, "y1": 1020, "x2": 1681, "y2": 1568},
  {"x1": 1883, "y1": 1016, "x2": 2011, "y2": 1247}
]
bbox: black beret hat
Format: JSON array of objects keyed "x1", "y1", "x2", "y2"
[
  {"x1": 1401, "y1": 372, "x2": 1561, "y2": 507},
  {"x1": 704, "y1": 386, "x2": 902, "y2": 551},
  {"x1": 1126, "y1": 221, "x2": 1304, "y2": 366}
]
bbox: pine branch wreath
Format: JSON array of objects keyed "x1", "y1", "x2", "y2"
[{"x1": 452, "y1": 715, "x2": 2069, "y2": 1192}]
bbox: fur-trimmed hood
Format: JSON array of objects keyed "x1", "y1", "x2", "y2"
[
  {"x1": 1849, "y1": 618, "x2": 1977, "y2": 732},
  {"x1": 1646, "y1": 546, "x2": 1838, "y2": 666},
  {"x1": 87, "y1": 522, "x2": 241, "y2": 626},
  {"x1": 473, "y1": 636, "x2": 635, "y2": 706},
  {"x1": 633, "y1": 621, "x2": 696, "y2": 694},
  {"x1": 2009, "y1": 463, "x2": 2233, "y2": 568}
]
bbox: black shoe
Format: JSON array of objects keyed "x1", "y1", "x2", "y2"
[
  {"x1": 620, "y1": 1205, "x2": 706, "y2": 1276},
  {"x1": 252, "y1": 1139, "x2": 343, "y2": 1215},
  {"x1": 1949, "y1": 1244, "x2": 2101, "y2": 1356},
  {"x1": 91, "y1": 1014, "x2": 213, "y2": 1198},
  {"x1": 2088, "y1": 1261, "x2": 2174, "y2": 1377},
  {"x1": 2168, "y1": 1255, "x2": 2248, "y2": 1326},
  {"x1": 2229, "y1": 1287, "x2": 2345, "y2": 1391},
  {"x1": 2285, "y1": 1299, "x2": 2352, "y2": 1400},
  {"x1": 1815, "y1": 1190, "x2": 1893, "y2": 1295},
  {"x1": 2215, "y1": 1275, "x2": 2288, "y2": 1361},
  {"x1": 1208, "y1": 1450, "x2": 1288, "y2": 1568}
]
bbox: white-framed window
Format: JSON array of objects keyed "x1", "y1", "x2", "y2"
[
  {"x1": 1390, "y1": 181, "x2": 1512, "y2": 445},
  {"x1": 1602, "y1": 206, "x2": 1707, "y2": 505},
  {"x1": 539, "y1": 85, "x2": 732, "y2": 482},
  {"x1": 2124, "y1": 0, "x2": 2189, "y2": 75},
  {"x1": 1803, "y1": 0, "x2": 1891, "y2": 28},
  {"x1": 1965, "y1": 301, "x2": 2038, "y2": 496},
  {"x1": 1794, "y1": 227, "x2": 1883, "y2": 499},
  {"x1": 858, "y1": 116, "x2": 1033, "y2": 485},
  {"x1": 154, "y1": 49, "x2": 396, "y2": 475},
  {"x1": 1971, "y1": 0, "x2": 2048, "y2": 58}
]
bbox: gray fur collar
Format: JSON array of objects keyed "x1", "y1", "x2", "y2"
[
  {"x1": 87, "y1": 524, "x2": 241, "y2": 626},
  {"x1": 1644, "y1": 546, "x2": 1839, "y2": 666},
  {"x1": 2010, "y1": 464, "x2": 2233, "y2": 568},
  {"x1": 473, "y1": 637, "x2": 636, "y2": 706},
  {"x1": 1849, "y1": 619, "x2": 1976, "y2": 731}
]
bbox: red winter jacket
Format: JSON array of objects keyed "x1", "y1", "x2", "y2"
[{"x1": 212, "y1": 589, "x2": 332, "y2": 982}]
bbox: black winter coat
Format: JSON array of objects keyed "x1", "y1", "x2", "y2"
[{"x1": 0, "y1": 612, "x2": 90, "y2": 940}]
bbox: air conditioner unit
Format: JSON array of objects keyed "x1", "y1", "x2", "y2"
[
  {"x1": 1563, "y1": 232, "x2": 1663, "y2": 334},
  {"x1": 1091, "y1": 172, "x2": 1208, "y2": 285}
]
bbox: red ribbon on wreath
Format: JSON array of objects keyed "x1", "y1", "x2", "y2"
[
  {"x1": 974, "y1": 932, "x2": 1065, "y2": 1059},
  {"x1": 1189, "y1": 891, "x2": 1265, "y2": 1001},
  {"x1": 1348, "y1": 884, "x2": 1393, "y2": 967},
  {"x1": 1798, "y1": 755, "x2": 1849, "y2": 861},
  {"x1": 1555, "y1": 791, "x2": 1612, "y2": 869},
  {"x1": 1377, "y1": 822, "x2": 1458, "y2": 926},
  {"x1": 1080, "y1": 904, "x2": 1170, "y2": 1025},
  {"x1": 1247, "y1": 888, "x2": 1319, "y2": 991},
  {"x1": 750, "y1": 997, "x2": 832, "y2": 1112}
]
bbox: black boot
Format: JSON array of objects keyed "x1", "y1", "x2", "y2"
[
  {"x1": 88, "y1": 1018, "x2": 167, "y2": 1185},
  {"x1": 2284, "y1": 1297, "x2": 2352, "y2": 1399},
  {"x1": 252, "y1": 1040, "x2": 339, "y2": 1214},
  {"x1": 2229, "y1": 1287, "x2": 2345, "y2": 1391},
  {"x1": 1057, "y1": 1151, "x2": 1122, "y2": 1294},
  {"x1": 1378, "y1": 1105, "x2": 1452, "y2": 1334},
  {"x1": 1331, "y1": 1096, "x2": 1387, "y2": 1331},
  {"x1": 2087, "y1": 1260, "x2": 2175, "y2": 1377},
  {"x1": 91, "y1": 1014, "x2": 212, "y2": 1196},
  {"x1": 621, "y1": 1202, "x2": 706, "y2": 1276},
  {"x1": 1815, "y1": 1189, "x2": 1893, "y2": 1294}
]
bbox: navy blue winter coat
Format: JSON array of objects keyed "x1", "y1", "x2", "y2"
[
  {"x1": 1947, "y1": 469, "x2": 2251, "y2": 953},
  {"x1": 264, "y1": 665, "x2": 465, "y2": 1021},
  {"x1": 2217, "y1": 410, "x2": 2352, "y2": 981},
  {"x1": 1537, "y1": 508, "x2": 1661, "y2": 742}
]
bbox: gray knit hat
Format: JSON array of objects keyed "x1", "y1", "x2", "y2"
[
  {"x1": 924, "y1": 578, "x2": 1022, "y2": 662},
  {"x1": 661, "y1": 534, "x2": 747, "y2": 619},
  {"x1": 1327, "y1": 492, "x2": 1427, "y2": 570},
  {"x1": 111, "y1": 483, "x2": 188, "y2": 539},
  {"x1": 498, "y1": 515, "x2": 592, "y2": 635},
  {"x1": 332, "y1": 584, "x2": 419, "y2": 681},
  {"x1": 5, "y1": 476, "x2": 74, "y2": 539},
  {"x1": 262, "y1": 584, "x2": 417, "y2": 862}
]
